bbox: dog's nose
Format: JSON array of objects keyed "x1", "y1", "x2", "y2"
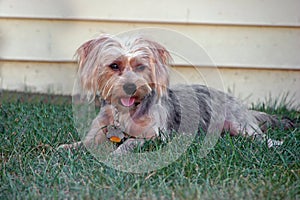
[{"x1": 123, "y1": 83, "x2": 137, "y2": 95}]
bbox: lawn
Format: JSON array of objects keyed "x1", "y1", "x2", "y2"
[{"x1": 0, "y1": 92, "x2": 299, "y2": 199}]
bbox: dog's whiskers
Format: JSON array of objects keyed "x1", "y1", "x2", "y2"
[{"x1": 102, "y1": 77, "x2": 115, "y2": 100}]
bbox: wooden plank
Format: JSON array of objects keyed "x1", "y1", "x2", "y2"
[
  {"x1": 172, "y1": 66, "x2": 300, "y2": 108},
  {"x1": 0, "y1": 0, "x2": 300, "y2": 26},
  {"x1": 0, "y1": 62, "x2": 77, "y2": 95},
  {"x1": 1, "y1": 62, "x2": 299, "y2": 107},
  {"x1": 1, "y1": 19, "x2": 299, "y2": 69}
]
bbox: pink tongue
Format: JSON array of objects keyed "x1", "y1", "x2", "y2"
[{"x1": 120, "y1": 97, "x2": 135, "y2": 107}]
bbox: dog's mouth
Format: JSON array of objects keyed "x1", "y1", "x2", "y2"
[{"x1": 119, "y1": 97, "x2": 139, "y2": 107}]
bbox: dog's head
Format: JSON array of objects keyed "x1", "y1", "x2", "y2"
[{"x1": 76, "y1": 34, "x2": 171, "y2": 111}]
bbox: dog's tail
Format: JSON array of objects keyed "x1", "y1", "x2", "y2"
[{"x1": 250, "y1": 110, "x2": 295, "y2": 132}]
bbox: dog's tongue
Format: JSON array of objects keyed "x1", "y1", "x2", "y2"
[{"x1": 120, "y1": 97, "x2": 135, "y2": 107}]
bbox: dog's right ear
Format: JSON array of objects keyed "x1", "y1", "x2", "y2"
[
  {"x1": 76, "y1": 35, "x2": 112, "y2": 70},
  {"x1": 76, "y1": 39, "x2": 96, "y2": 68},
  {"x1": 75, "y1": 35, "x2": 112, "y2": 100}
]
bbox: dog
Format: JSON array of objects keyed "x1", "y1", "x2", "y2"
[{"x1": 59, "y1": 34, "x2": 294, "y2": 154}]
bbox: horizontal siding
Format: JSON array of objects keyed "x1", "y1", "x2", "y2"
[
  {"x1": 1, "y1": 19, "x2": 300, "y2": 69},
  {"x1": 172, "y1": 66, "x2": 300, "y2": 107},
  {"x1": 1, "y1": 0, "x2": 300, "y2": 26},
  {"x1": 0, "y1": 0, "x2": 299, "y2": 105},
  {"x1": 0, "y1": 62, "x2": 76, "y2": 94}
]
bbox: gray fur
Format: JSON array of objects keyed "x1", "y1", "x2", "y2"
[{"x1": 112, "y1": 84, "x2": 294, "y2": 152}]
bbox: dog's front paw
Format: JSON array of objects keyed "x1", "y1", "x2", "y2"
[
  {"x1": 111, "y1": 138, "x2": 146, "y2": 155},
  {"x1": 57, "y1": 141, "x2": 83, "y2": 150}
]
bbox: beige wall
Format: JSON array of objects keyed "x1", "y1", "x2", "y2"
[{"x1": 0, "y1": 0, "x2": 299, "y2": 107}]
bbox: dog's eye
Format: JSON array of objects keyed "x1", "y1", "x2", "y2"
[
  {"x1": 109, "y1": 63, "x2": 120, "y2": 71},
  {"x1": 136, "y1": 65, "x2": 146, "y2": 72}
]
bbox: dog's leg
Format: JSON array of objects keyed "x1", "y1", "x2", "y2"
[
  {"x1": 58, "y1": 105, "x2": 114, "y2": 150},
  {"x1": 58, "y1": 117, "x2": 109, "y2": 150},
  {"x1": 239, "y1": 109, "x2": 295, "y2": 147},
  {"x1": 249, "y1": 110, "x2": 295, "y2": 131},
  {"x1": 245, "y1": 123, "x2": 283, "y2": 147},
  {"x1": 223, "y1": 119, "x2": 283, "y2": 148}
]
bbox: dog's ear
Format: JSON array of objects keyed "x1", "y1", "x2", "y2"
[
  {"x1": 147, "y1": 40, "x2": 171, "y2": 97},
  {"x1": 75, "y1": 35, "x2": 112, "y2": 100},
  {"x1": 76, "y1": 35, "x2": 113, "y2": 70},
  {"x1": 76, "y1": 39, "x2": 96, "y2": 68}
]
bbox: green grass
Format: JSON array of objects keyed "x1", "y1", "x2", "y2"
[{"x1": 0, "y1": 93, "x2": 299, "y2": 199}]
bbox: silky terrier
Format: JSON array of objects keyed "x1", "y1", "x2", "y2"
[{"x1": 60, "y1": 34, "x2": 294, "y2": 153}]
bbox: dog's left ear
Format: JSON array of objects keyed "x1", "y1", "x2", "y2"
[{"x1": 147, "y1": 40, "x2": 171, "y2": 97}]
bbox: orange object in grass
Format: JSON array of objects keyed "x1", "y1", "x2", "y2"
[{"x1": 110, "y1": 136, "x2": 122, "y2": 143}]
